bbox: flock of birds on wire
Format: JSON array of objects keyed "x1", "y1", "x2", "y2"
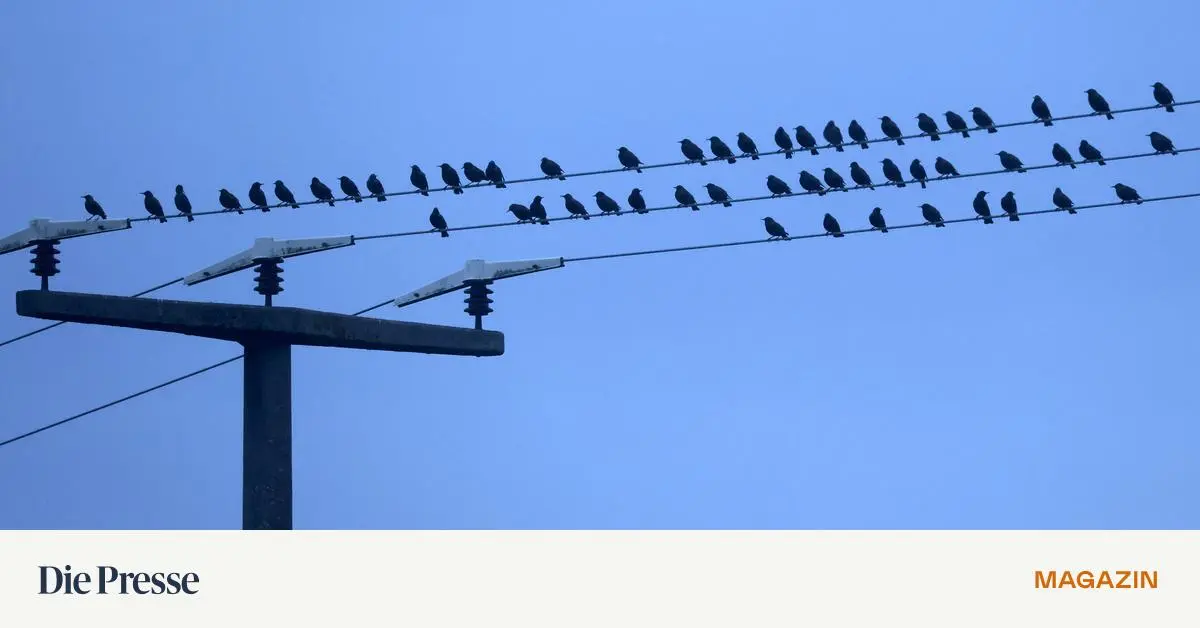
[{"x1": 77, "y1": 83, "x2": 1182, "y2": 240}]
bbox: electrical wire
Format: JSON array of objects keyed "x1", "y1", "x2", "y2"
[{"x1": 0, "y1": 277, "x2": 183, "y2": 349}]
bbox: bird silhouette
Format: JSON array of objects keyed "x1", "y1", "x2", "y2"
[
  {"x1": 766, "y1": 175, "x2": 792, "y2": 196},
  {"x1": 1113, "y1": 183, "x2": 1142, "y2": 204},
  {"x1": 248, "y1": 182, "x2": 270, "y2": 211},
  {"x1": 563, "y1": 193, "x2": 590, "y2": 219},
  {"x1": 679, "y1": 139, "x2": 708, "y2": 165},
  {"x1": 1149, "y1": 132, "x2": 1177, "y2": 155},
  {"x1": 507, "y1": 203, "x2": 534, "y2": 223},
  {"x1": 174, "y1": 185, "x2": 195, "y2": 221},
  {"x1": 1052, "y1": 143, "x2": 1077, "y2": 169},
  {"x1": 997, "y1": 151, "x2": 1026, "y2": 173},
  {"x1": 823, "y1": 213, "x2": 844, "y2": 237},
  {"x1": 944, "y1": 110, "x2": 970, "y2": 138},
  {"x1": 618, "y1": 147, "x2": 644, "y2": 172},
  {"x1": 1053, "y1": 187, "x2": 1076, "y2": 214},
  {"x1": 850, "y1": 162, "x2": 875, "y2": 190},
  {"x1": 822, "y1": 167, "x2": 848, "y2": 192},
  {"x1": 774, "y1": 127, "x2": 794, "y2": 159},
  {"x1": 1031, "y1": 95, "x2": 1053, "y2": 126},
  {"x1": 763, "y1": 217, "x2": 789, "y2": 240},
  {"x1": 881, "y1": 158, "x2": 906, "y2": 187},
  {"x1": 674, "y1": 185, "x2": 700, "y2": 211},
  {"x1": 909, "y1": 159, "x2": 928, "y2": 189},
  {"x1": 366, "y1": 174, "x2": 386, "y2": 201},
  {"x1": 595, "y1": 191, "x2": 622, "y2": 214},
  {"x1": 798, "y1": 170, "x2": 826, "y2": 195},
  {"x1": 920, "y1": 203, "x2": 946, "y2": 227},
  {"x1": 934, "y1": 157, "x2": 959, "y2": 178},
  {"x1": 736, "y1": 132, "x2": 760, "y2": 160},
  {"x1": 1000, "y1": 192, "x2": 1019, "y2": 221},
  {"x1": 704, "y1": 183, "x2": 732, "y2": 207},
  {"x1": 916, "y1": 113, "x2": 941, "y2": 141},
  {"x1": 628, "y1": 188, "x2": 648, "y2": 214},
  {"x1": 794, "y1": 126, "x2": 819, "y2": 155},
  {"x1": 970, "y1": 107, "x2": 997, "y2": 133},
  {"x1": 529, "y1": 195, "x2": 550, "y2": 224},
  {"x1": 823, "y1": 121, "x2": 845, "y2": 152},
  {"x1": 848, "y1": 120, "x2": 869, "y2": 149},
  {"x1": 485, "y1": 161, "x2": 506, "y2": 188},
  {"x1": 880, "y1": 116, "x2": 905, "y2": 145},
  {"x1": 868, "y1": 207, "x2": 888, "y2": 233},
  {"x1": 141, "y1": 191, "x2": 167, "y2": 223},
  {"x1": 439, "y1": 164, "x2": 464, "y2": 194},
  {"x1": 1086, "y1": 88, "x2": 1113, "y2": 119},
  {"x1": 540, "y1": 157, "x2": 566, "y2": 181},
  {"x1": 462, "y1": 162, "x2": 487, "y2": 184},
  {"x1": 429, "y1": 207, "x2": 449, "y2": 237},
  {"x1": 338, "y1": 176, "x2": 363, "y2": 202},
  {"x1": 410, "y1": 166, "x2": 430, "y2": 196},
  {"x1": 1079, "y1": 140, "x2": 1106, "y2": 165},
  {"x1": 82, "y1": 194, "x2": 106, "y2": 220},
  {"x1": 273, "y1": 180, "x2": 299, "y2": 208},
  {"x1": 1153, "y1": 82, "x2": 1175, "y2": 112},
  {"x1": 310, "y1": 177, "x2": 335, "y2": 206},
  {"x1": 708, "y1": 136, "x2": 736, "y2": 164},
  {"x1": 973, "y1": 191, "x2": 993, "y2": 224},
  {"x1": 219, "y1": 188, "x2": 244, "y2": 214}
]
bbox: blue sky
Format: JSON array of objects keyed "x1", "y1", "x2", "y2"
[{"x1": 0, "y1": 0, "x2": 1196, "y2": 529}]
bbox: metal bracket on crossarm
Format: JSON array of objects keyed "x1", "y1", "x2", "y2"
[
  {"x1": 183, "y1": 235, "x2": 355, "y2": 306},
  {"x1": 0, "y1": 217, "x2": 133, "y2": 290},
  {"x1": 394, "y1": 257, "x2": 565, "y2": 329}
]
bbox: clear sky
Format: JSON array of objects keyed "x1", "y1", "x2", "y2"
[{"x1": 0, "y1": 0, "x2": 1196, "y2": 529}]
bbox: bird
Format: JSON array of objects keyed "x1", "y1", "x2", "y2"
[
  {"x1": 973, "y1": 191, "x2": 993, "y2": 224},
  {"x1": 218, "y1": 188, "x2": 244, "y2": 214},
  {"x1": 1149, "y1": 132, "x2": 1177, "y2": 155},
  {"x1": 920, "y1": 203, "x2": 946, "y2": 227},
  {"x1": 595, "y1": 191, "x2": 622, "y2": 214},
  {"x1": 823, "y1": 121, "x2": 845, "y2": 152},
  {"x1": 763, "y1": 217, "x2": 789, "y2": 240},
  {"x1": 881, "y1": 158, "x2": 906, "y2": 187},
  {"x1": 310, "y1": 177, "x2": 335, "y2": 206},
  {"x1": 774, "y1": 127, "x2": 795, "y2": 159},
  {"x1": 507, "y1": 203, "x2": 534, "y2": 223},
  {"x1": 909, "y1": 159, "x2": 929, "y2": 189},
  {"x1": 463, "y1": 162, "x2": 488, "y2": 184},
  {"x1": 429, "y1": 207, "x2": 449, "y2": 237},
  {"x1": 766, "y1": 175, "x2": 792, "y2": 196},
  {"x1": 366, "y1": 173, "x2": 386, "y2": 201},
  {"x1": 850, "y1": 162, "x2": 874, "y2": 190},
  {"x1": 529, "y1": 195, "x2": 550, "y2": 224},
  {"x1": 736, "y1": 132, "x2": 760, "y2": 160},
  {"x1": 248, "y1": 182, "x2": 270, "y2": 211},
  {"x1": 970, "y1": 107, "x2": 997, "y2": 133},
  {"x1": 822, "y1": 167, "x2": 848, "y2": 192},
  {"x1": 82, "y1": 194, "x2": 106, "y2": 220},
  {"x1": 1078, "y1": 140, "x2": 1106, "y2": 165},
  {"x1": 174, "y1": 185, "x2": 195, "y2": 221},
  {"x1": 944, "y1": 110, "x2": 970, "y2": 138},
  {"x1": 868, "y1": 207, "x2": 888, "y2": 233},
  {"x1": 1113, "y1": 183, "x2": 1142, "y2": 204},
  {"x1": 848, "y1": 120, "x2": 869, "y2": 149},
  {"x1": 916, "y1": 113, "x2": 941, "y2": 141},
  {"x1": 1086, "y1": 88, "x2": 1113, "y2": 119},
  {"x1": 1153, "y1": 82, "x2": 1175, "y2": 112},
  {"x1": 1000, "y1": 192, "x2": 1019, "y2": 221},
  {"x1": 628, "y1": 188, "x2": 648, "y2": 214},
  {"x1": 618, "y1": 147, "x2": 644, "y2": 172},
  {"x1": 880, "y1": 116, "x2": 905, "y2": 145},
  {"x1": 679, "y1": 139, "x2": 708, "y2": 165},
  {"x1": 1031, "y1": 95, "x2": 1053, "y2": 126},
  {"x1": 798, "y1": 170, "x2": 826, "y2": 195},
  {"x1": 1053, "y1": 187, "x2": 1076, "y2": 214},
  {"x1": 141, "y1": 191, "x2": 167, "y2": 223},
  {"x1": 704, "y1": 183, "x2": 732, "y2": 207},
  {"x1": 338, "y1": 176, "x2": 363, "y2": 202},
  {"x1": 485, "y1": 161, "x2": 506, "y2": 188},
  {"x1": 439, "y1": 164, "x2": 464, "y2": 194},
  {"x1": 794, "y1": 125, "x2": 819, "y2": 155},
  {"x1": 997, "y1": 151, "x2": 1026, "y2": 173},
  {"x1": 934, "y1": 157, "x2": 959, "y2": 178},
  {"x1": 823, "y1": 213, "x2": 844, "y2": 237},
  {"x1": 674, "y1": 185, "x2": 700, "y2": 211},
  {"x1": 410, "y1": 166, "x2": 430, "y2": 196},
  {"x1": 273, "y1": 180, "x2": 299, "y2": 208},
  {"x1": 709, "y1": 136, "x2": 736, "y2": 164},
  {"x1": 563, "y1": 193, "x2": 590, "y2": 219},
  {"x1": 540, "y1": 157, "x2": 566, "y2": 181},
  {"x1": 1052, "y1": 143, "x2": 1077, "y2": 169}
]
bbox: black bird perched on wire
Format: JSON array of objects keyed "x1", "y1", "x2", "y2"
[
  {"x1": 1086, "y1": 88, "x2": 1113, "y2": 119},
  {"x1": 850, "y1": 162, "x2": 875, "y2": 190},
  {"x1": 507, "y1": 203, "x2": 534, "y2": 223},
  {"x1": 1031, "y1": 95, "x2": 1053, "y2": 126},
  {"x1": 972, "y1": 191, "x2": 993, "y2": 224},
  {"x1": 562, "y1": 193, "x2": 591, "y2": 219},
  {"x1": 273, "y1": 180, "x2": 299, "y2": 208},
  {"x1": 1053, "y1": 187, "x2": 1076, "y2": 214},
  {"x1": 310, "y1": 177, "x2": 335, "y2": 206},
  {"x1": 218, "y1": 188, "x2": 244, "y2": 214},
  {"x1": 485, "y1": 161, "x2": 506, "y2": 188},
  {"x1": 463, "y1": 162, "x2": 487, "y2": 184},
  {"x1": 366, "y1": 174, "x2": 386, "y2": 201},
  {"x1": 674, "y1": 185, "x2": 700, "y2": 211},
  {"x1": 909, "y1": 159, "x2": 928, "y2": 189},
  {"x1": 540, "y1": 157, "x2": 566, "y2": 181},
  {"x1": 1052, "y1": 143, "x2": 1077, "y2": 169},
  {"x1": 763, "y1": 217, "x2": 790, "y2": 240},
  {"x1": 848, "y1": 120, "x2": 869, "y2": 149},
  {"x1": 934, "y1": 157, "x2": 959, "y2": 178},
  {"x1": 429, "y1": 207, "x2": 449, "y2": 237},
  {"x1": 1000, "y1": 191, "x2": 1019, "y2": 221},
  {"x1": 774, "y1": 127, "x2": 794, "y2": 159},
  {"x1": 920, "y1": 203, "x2": 946, "y2": 227},
  {"x1": 944, "y1": 110, "x2": 970, "y2": 138},
  {"x1": 595, "y1": 191, "x2": 622, "y2": 214},
  {"x1": 916, "y1": 113, "x2": 941, "y2": 141},
  {"x1": 628, "y1": 188, "x2": 648, "y2": 214},
  {"x1": 1148, "y1": 132, "x2": 1177, "y2": 155},
  {"x1": 339, "y1": 176, "x2": 363, "y2": 202},
  {"x1": 869, "y1": 207, "x2": 888, "y2": 233},
  {"x1": 618, "y1": 147, "x2": 644, "y2": 172},
  {"x1": 766, "y1": 175, "x2": 792, "y2": 196},
  {"x1": 880, "y1": 116, "x2": 905, "y2": 146},
  {"x1": 794, "y1": 125, "x2": 819, "y2": 155},
  {"x1": 708, "y1": 136, "x2": 736, "y2": 164},
  {"x1": 439, "y1": 164, "x2": 464, "y2": 194},
  {"x1": 679, "y1": 138, "x2": 708, "y2": 165},
  {"x1": 1152, "y1": 82, "x2": 1175, "y2": 112},
  {"x1": 174, "y1": 185, "x2": 195, "y2": 221},
  {"x1": 881, "y1": 158, "x2": 906, "y2": 188},
  {"x1": 141, "y1": 191, "x2": 167, "y2": 223},
  {"x1": 1078, "y1": 140, "x2": 1106, "y2": 165},
  {"x1": 248, "y1": 182, "x2": 270, "y2": 211},
  {"x1": 704, "y1": 183, "x2": 732, "y2": 207},
  {"x1": 82, "y1": 194, "x2": 106, "y2": 220},
  {"x1": 529, "y1": 195, "x2": 550, "y2": 224},
  {"x1": 823, "y1": 167, "x2": 848, "y2": 192},
  {"x1": 736, "y1": 132, "x2": 760, "y2": 160},
  {"x1": 798, "y1": 170, "x2": 826, "y2": 196},
  {"x1": 823, "y1": 213, "x2": 844, "y2": 237},
  {"x1": 823, "y1": 121, "x2": 845, "y2": 152},
  {"x1": 410, "y1": 166, "x2": 430, "y2": 196},
  {"x1": 970, "y1": 107, "x2": 998, "y2": 133},
  {"x1": 1113, "y1": 183, "x2": 1142, "y2": 204},
  {"x1": 997, "y1": 151, "x2": 1026, "y2": 173}
]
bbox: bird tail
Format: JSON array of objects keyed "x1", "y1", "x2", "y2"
[
  {"x1": 751, "y1": 154, "x2": 759, "y2": 160},
  {"x1": 1135, "y1": 199, "x2": 1143, "y2": 205},
  {"x1": 237, "y1": 209, "x2": 244, "y2": 214},
  {"x1": 1069, "y1": 163, "x2": 1076, "y2": 169},
  {"x1": 453, "y1": 186, "x2": 463, "y2": 194},
  {"x1": 930, "y1": 134, "x2": 940, "y2": 141},
  {"x1": 1009, "y1": 214, "x2": 1020, "y2": 222},
  {"x1": 723, "y1": 201, "x2": 732, "y2": 208},
  {"x1": 919, "y1": 181, "x2": 926, "y2": 189},
  {"x1": 1166, "y1": 104, "x2": 1175, "y2": 112},
  {"x1": 1172, "y1": 149, "x2": 1178, "y2": 156},
  {"x1": 869, "y1": 185, "x2": 875, "y2": 190},
  {"x1": 935, "y1": 223, "x2": 945, "y2": 228},
  {"x1": 186, "y1": 214, "x2": 194, "y2": 222},
  {"x1": 784, "y1": 150, "x2": 793, "y2": 159},
  {"x1": 354, "y1": 197, "x2": 362, "y2": 203},
  {"x1": 896, "y1": 138, "x2": 905, "y2": 146},
  {"x1": 1105, "y1": 112, "x2": 1114, "y2": 120},
  {"x1": 961, "y1": 130, "x2": 970, "y2": 138},
  {"x1": 376, "y1": 195, "x2": 385, "y2": 202},
  {"x1": 880, "y1": 227, "x2": 888, "y2": 233},
  {"x1": 818, "y1": 190, "x2": 826, "y2": 196},
  {"x1": 726, "y1": 157, "x2": 736, "y2": 164},
  {"x1": 421, "y1": 190, "x2": 429, "y2": 197},
  {"x1": 1068, "y1": 208, "x2": 1077, "y2": 215},
  {"x1": 439, "y1": 229, "x2": 449, "y2": 237},
  {"x1": 1043, "y1": 120, "x2": 1053, "y2": 127},
  {"x1": 691, "y1": 204, "x2": 699, "y2": 211},
  {"x1": 699, "y1": 159, "x2": 708, "y2": 166},
  {"x1": 897, "y1": 182, "x2": 906, "y2": 188},
  {"x1": 540, "y1": 218, "x2": 550, "y2": 225},
  {"x1": 582, "y1": 214, "x2": 590, "y2": 220},
  {"x1": 290, "y1": 202, "x2": 299, "y2": 208},
  {"x1": 326, "y1": 200, "x2": 334, "y2": 206},
  {"x1": 1097, "y1": 160, "x2": 1106, "y2": 166},
  {"x1": 983, "y1": 217, "x2": 993, "y2": 225},
  {"x1": 833, "y1": 232, "x2": 844, "y2": 238},
  {"x1": 834, "y1": 145, "x2": 844, "y2": 152},
  {"x1": 859, "y1": 142, "x2": 869, "y2": 149},
  {"x1": 987, "y1": 127, "x2": 997, "y2": 133},
  {"x1": 809, "y1": 148, "x2": 819, "y2": 155},
  {"x1": 558, "y1": 175, "x2": 566, "y2": 181},
  {"x1": 1018, "y1": 168, "x2": 1027, "y2": 173},
  {"x1": 262, "y1": 206, "x2": 270, "y2": 212},
  {"x1": 636, "y1": 167, "x2": 644, "y2": 172},
  {"x1": 496, "y1": 182, "x2": 507, "y2": 188},
  {"x1": 158, "y1": 216, "x2": 167, "y2": 223}
]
